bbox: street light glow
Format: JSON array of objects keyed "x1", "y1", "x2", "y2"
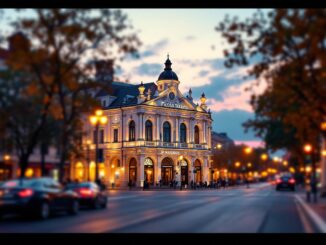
[
  {"x1": 100, "y1": 116, "x2": 108, "y2": 124},
  {"x1": 90, "y1": 116, "x2": 98, "y2": 125},
  {"x1": 261, "y1": 154, "x2": 268, "y2": 161},
  {"x1": 217, "y1": 144, "x2": 222, "y2": 149},
  {"x1": 235, "y1": 162, "x2": 241, "y2": 167},
  {"x1": 3, "y1": 155, "x2": 10, "y2": 161},
  {"x1": 95, "y1": 110, "x2": 103, "y2": 116},
  {"x1": 283, "y1": 161, "x2": 288, "y2": 166},
  {"x1": 304, "y1": 144, "x2": 312, "y2": 153},
  {"x1": 322, "y1": 150, "x2": 326, "y2": 156},
  {"x1": 244, "y1": 147, "x2": 252, "y2": 154}
]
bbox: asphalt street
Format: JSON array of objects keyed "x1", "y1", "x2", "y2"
[{"x1": 0, "y1": 183, "x2": 321, "y2": 233}]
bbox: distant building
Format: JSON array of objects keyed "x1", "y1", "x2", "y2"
[{"x1": 211, "y1": 131, "x2": 235, "y2": 152}]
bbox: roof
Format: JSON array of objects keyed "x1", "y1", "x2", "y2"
[
  {"x1": 157, "y1": 57, "x2": 179, "y2": 81},
  {"x1": 95, "y1": 81, "x2": 158, "y2": 109}
]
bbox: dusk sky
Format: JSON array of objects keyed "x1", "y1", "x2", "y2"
[
  {"x1": 118, "y1": 9, "x2": 271, "y2": 147},
  {"x1": 1, "y1": 9, "x2": 273, "y2": 148}
]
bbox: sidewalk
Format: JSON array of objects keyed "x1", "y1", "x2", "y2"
[
  {"x1": 295, "y1": 186, "x2": 326, "y2": 233},
  {"x1": 106, "y1": 182, "x2": 267, "y2": 191}
]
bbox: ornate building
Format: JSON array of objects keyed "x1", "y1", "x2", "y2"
[{"x1": 72, "y1": 56, "x2": 213, "y2": 187}]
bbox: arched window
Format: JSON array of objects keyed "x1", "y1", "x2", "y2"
[
  {"x1": 163, "y1": 121, "x2": 171, "y2": 142},
  {"x1": 145, "y1": 120, "x2": 153, "y2": 141},
  {"x1": 194, "y1": 125, "x2": 200, "y2": 144},
  {"x1": 180, "y1": 123, "x2": 187, "y2": 143},
  {"x1": 129, "y1": 120, "x2": 135, "y2": 141}
]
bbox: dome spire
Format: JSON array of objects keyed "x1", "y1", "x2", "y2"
[{"x1": 164, "y1": 54, "x2": 172, "y2": 71}]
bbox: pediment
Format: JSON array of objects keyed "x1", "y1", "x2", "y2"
[{"x1": 145, "y1": 87, "x2": 197, "y2": 111}]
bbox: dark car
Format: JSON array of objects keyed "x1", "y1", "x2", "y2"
[
  {"x1": 65, "y1": 182, "x2": 107, "y2": 209},
  {"x1": 276, "y1": 173, "x2": 296, "y2": 191},
  {"x1": 0, "y1": 178, "x2": 79, "y2": 220}
]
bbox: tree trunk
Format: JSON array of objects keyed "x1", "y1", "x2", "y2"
[
  {"x1": 19, "y1": 154, "x2": 29, "y2": 185},
  {"x1": 41, "y1": 143, "x2": 46, "y2": 177},
  {"x1": 59, "y1": 128, "x2": 68, "y2": 183}
]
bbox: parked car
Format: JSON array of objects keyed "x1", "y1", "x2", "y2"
[
  {"x1": 64, "y1": 182, "x2": 107, "y2": 209},
  {"x1": 276, "y1": 173, "x2": 295, "y2": 191},
  {"x1": 0, "y1": 177, "x2": 79, "y2": 220}
]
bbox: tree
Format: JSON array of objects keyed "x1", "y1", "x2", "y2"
[
  {"x1": 216, "y1": 9, "x2": 326, "y2": 154},
  {"x1": 1, "y1": 9, "x2": 141, "y2": 181}
]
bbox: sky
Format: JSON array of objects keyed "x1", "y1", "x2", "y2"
[
  {"x1": 118, "y1": 9, "x2": 270, "y2": 147},
  {"x1": 0, "y1": 9, "x2": 274, "y2": 149}
]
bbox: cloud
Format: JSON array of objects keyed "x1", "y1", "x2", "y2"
[
  {"x1": 139, "y1": 39, "x2": 169, "y2": 58},
  {"x1": 135, "y1": 63, "x2": 162, "y2": 76},
  {"x1": 211, "y1": 109, "x2": 259, "y2": 141},
  {"x1": 185, "y1": 35, "x2": 196, "y2": 41}
]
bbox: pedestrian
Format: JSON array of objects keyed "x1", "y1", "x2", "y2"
[
  {"x1": 159, "y1": 179, "x2": 162, "y2": 188},
  {"x1": 128, "y1": 179, "x2": 132, "y2": 190}
]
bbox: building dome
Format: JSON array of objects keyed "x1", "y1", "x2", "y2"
[{"x1": 157, "y1": 56, "x2": 179, "y2": 81}]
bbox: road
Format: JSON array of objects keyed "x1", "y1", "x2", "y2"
[{"x1": 0, "y1": 183, "x2": 321, "y2": 233}]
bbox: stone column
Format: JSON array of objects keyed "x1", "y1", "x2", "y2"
[
  {"x1": 137, "y1": 113, "x2": 143, "y2": 140},
  {"x1": 175, "y1": 117, "x2": 179, "y2": 143},
  {"x1": 203, "y1": 121, "x2": 207, "y2": 144},
  {"x1": 156, "y1": 115, "x2": 161, "y2": 142},
  {"x1": 139, "y1": 154, "x2": 145, "y2": 187},
  {"x1": 157, "y1": 154, "x2": 162, "y2": 182},
  {"x1": 208, "y1": 124, "x2": 212, "y2": 149},
  {"x1": 203, "y1": 157, "x2": 209, "y2": 182},
  {"x1": 120, "y1": 154, "x2": 128, "y2": 187},
  {"x1": 135, "y1": 113, "x2": 140, "y2": 140},
  {"x1": 108, "y1": 116, "x2": 112, "y2": 143},
  {"x1": 141, "y1": 113, "x2": 145, "y2": 140},
  {"x1": 190, "y1": 119, "x2": 194, "y2": 143}
]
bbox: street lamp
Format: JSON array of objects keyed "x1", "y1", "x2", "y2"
[
  {"x1": 85, "y1": 140, "x2": 91, "y2": 181},
  {"x1": 89, "y1": 109, "x2": 107, "y2": 182},
  {"x1": 303, "y1": 143, "x2": 317, "y2": 203},
  {"x1": 216, "y1": 143, "x2": 222, "y2": 150}
]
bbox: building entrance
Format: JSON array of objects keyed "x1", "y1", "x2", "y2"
[{"x1": 161, "y1": 157, "x2": 174, "y2": 186}]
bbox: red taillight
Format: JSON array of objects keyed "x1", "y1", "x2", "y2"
[
  {"x1": 289, "y1": 178, "x2": 295, "y2": 184},
  {"x1": 78, "y1": 188, "x2": 93, "y2": 197},
  {"x1": 276, "y1": 179, "x2": 282, "y2": 184},
  {"x1": 18, "y1": 189, "x2": 34, "y2": 198}
]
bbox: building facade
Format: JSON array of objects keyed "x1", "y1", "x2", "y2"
[{"x1": 71, "y1": 57, "x2": 213, "y2": 187}]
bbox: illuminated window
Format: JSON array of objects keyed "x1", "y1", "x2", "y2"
[
  {"x1": 194, "y1": 125, "x2": 200, "y2": 144},
  {"x1": 180, "y1": 123, "x2": 187, "y2": 143},
  {"x1": 144, "y1": 158, "x2": 154, "y2": 166},
  {"x1": 113, "y1": 129, "x2": 118, "y2": 142},
  {"x1": 163, "y1": 121, "x2": 171, "y2": 142},
  {"x1": 145, "y1": 120, "x2": 153, "y2": 141},
  {"x1": 129, "y1": 120, "x2": 136, "y2": 141}
]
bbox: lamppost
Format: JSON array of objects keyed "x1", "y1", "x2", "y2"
[
  {"x1": 89, "y1": 109, "x2": 107, "y2": 182},
  {"x1": 244, "y1": 147, "x2": 252, "y2": 187},
  {"x1": 304, "y1": 143, "x2": 318, "y2": 203},
  {"x1": 178, "y1": 155, "x2": 183, "y2": 190},
  {"x1": 86, "y1": 140, "x2": 91, "y2": 181}
]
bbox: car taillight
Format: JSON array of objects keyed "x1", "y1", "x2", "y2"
[
  {"x1": 289, "y1": 178, "x2": 295, "y2": 184},
  {"x1": 78, "y1": 188, "x2": 93, "y2": 197},
  {"x1": 276, "y1": 179, "x2": 282, "y2": 184},
  {"x1": 18, "y1": 189, "x2": 34, "y2": 198}
]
